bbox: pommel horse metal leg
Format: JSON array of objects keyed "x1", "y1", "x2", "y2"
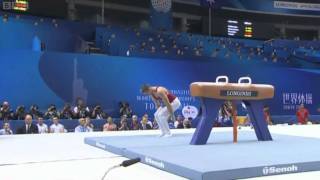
[
  {"x1": 244, "y1": 101, "x2": 272, "y2": 141},
  {"x1": 190, "y1": 98, "x2": 223, "y2": 145}
]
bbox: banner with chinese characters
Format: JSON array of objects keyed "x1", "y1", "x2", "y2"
[{"x1": 282, "y1": 92, "x2": 313, "y2": 111}]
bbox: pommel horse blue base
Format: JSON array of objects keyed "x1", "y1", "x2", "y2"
[{"x1": 190, "y1": 98, "x2": 272, "y2": 145}]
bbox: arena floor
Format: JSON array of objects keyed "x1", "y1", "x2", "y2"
[{"x1": 0, "y1": 125, "x2": 320, "y2": 180}]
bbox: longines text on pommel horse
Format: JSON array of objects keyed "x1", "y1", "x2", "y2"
[{"x1": 190, "y1": 76, "x2": 274, "y2": 145}]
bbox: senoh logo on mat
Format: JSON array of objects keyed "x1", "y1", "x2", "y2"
[
  {"x1": 95, "y1": 142, "x2": 106, "y2": 149},
  {"x1": 262, "y1": 165, "x2": 298, "y2": 175},
  {"x1": 145, "y1": 157, "x2": 165, "y2": 169}
]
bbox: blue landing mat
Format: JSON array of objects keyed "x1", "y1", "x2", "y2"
[{"x1": 84, "y1": 131, "x2": 320, "y2": 180}]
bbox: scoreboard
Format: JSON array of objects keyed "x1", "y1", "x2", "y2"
[
  {"x1": 1, "y1": 0, "x2": 29, "y2": 12},
  {"x1": 227, "y1": 19, "x2": 253, "y2": 38}
]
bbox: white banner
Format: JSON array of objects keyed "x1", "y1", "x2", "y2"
[{"x1": 274, "y1": 1, "x2": 320, "y2": 11}]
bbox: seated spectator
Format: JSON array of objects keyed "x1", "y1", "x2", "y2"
[
  {"x1": 131, "y1": 115, "x2": 141, "y2": 130},
  {"x1": 16, "y1": 114, "x2": 39, "y2": 134},
  {"x1": 118, "y1": 115, "x2": 130, "y2": 131},
  {"x1": 60, "y1": 103, "x2": 74, "y2": 120},
  {"x1": 296, "y1": 104, "x2": 309, "y2": 125},
  {"x1": 103, "y1": 117, "x2": 117, "y2": 131},
  {"x1": 91, "y1": 105, "x2": 107, "y2": 119},
  {"x1": 141, "y1": 115, "x2": 152, "y2": 130},
  {"x1": 14, "y1": 105, "x2": 26, "y2": 120},
  {"x1": 44, "y1": 104, "x2": 60, "y2": 119},
  {"x1": 73, "y1": 98, "x2": 90, "y2": 118},
  {"x1": 174, "y1": 115, "x2": 184, "y2": 129},
  {"x1": 75, "y1": 118, "x2": 91, "y2": 133},
  {"x1": 49, "y1": 117, "x2": 65, "y2": 133},
  {"x1": 37, "y1": 117, "x2": 48, "y2": 134},
  {"x1": 119, "y1": 102, "x2": 133, "y2": 118},
  {"x1": 85, "y1": 117, "x2": 94, "y2": 132},
  {"x1": 263, "y1": 105, "x2": 272, "y2": 125},
  {"x1": 0, "y1": 122, "x2": 13, "y2": 135},
  {"x1": 0, "y1": 101, "x2": 14, "y2": 121},
  {"x1": 183, "y1": 118, "x2": 192, "y2": 129},
  {"x1": 29, "y1": 104, "x2": 43, "y2": 119}
]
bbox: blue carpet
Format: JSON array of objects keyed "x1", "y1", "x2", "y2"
[{"x1": 85, "y1": 131, "x2": 320, "y2": 180}]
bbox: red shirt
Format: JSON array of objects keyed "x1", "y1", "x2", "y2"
[
  {"x1": 152, "y1": 87, "x2": 176, "y2": 103},
  {"x1": 296, "y1": 108, "x2": 309, "y2": 124}
]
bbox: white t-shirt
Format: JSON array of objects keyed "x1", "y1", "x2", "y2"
[
  {"x1": 37, "y1": 124, "x2": 48, "y2": 134},
  {"x1": 50, "y1": 123, "x2": 65, "y2": 133}
]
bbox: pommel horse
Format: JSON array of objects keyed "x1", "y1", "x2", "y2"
[{"x1": 190, "y1": 76, "x2": 274, "y2": 145}]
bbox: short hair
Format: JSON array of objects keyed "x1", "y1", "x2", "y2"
[
  {"x1": 79, "y1": 118, "x2": 85, "y2": 123},
  {"x1": 140, "y1": 84, "x2": 151, "y2": 93}
]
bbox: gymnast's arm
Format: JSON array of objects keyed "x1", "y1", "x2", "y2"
[{"x1": 159, "y1": 91, "x2": 174, "y2": 117}]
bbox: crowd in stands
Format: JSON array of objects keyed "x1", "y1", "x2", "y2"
[
  {"x1": 0, "y1": 98, "x2": 193, "y2": 135},
  {"x1": 97, "y1": 24, "x2": 320, "y2": 67}
]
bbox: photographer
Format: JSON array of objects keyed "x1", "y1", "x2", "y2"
[
  {"x1": 29, "y1": 104, "x2": 43, "y2": 119},
  {"x1": 44, "y1": 104, "x2": 60, "y2": 119},
  {"x1": 60, "y1": 103, "x2": 74, "y2": 120},
  {"x1": 14, "y1": 105, "x2": 26, "y2": 120},
  {"x1": 0, "y1": 101, "x2": 14, "y2": 121},
  {"x1": 91, "y1": 105, "x2": 107, "y2": 119},
  {"x1": 119, "y1": 102, "x2": 133, "y2": 118},
  {"x1": 73, "y1": 98, "x2": 90, "y2": 118}
]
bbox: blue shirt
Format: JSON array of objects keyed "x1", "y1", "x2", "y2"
[{"x1": 74, "y1": 125, "x2": 90, "y2": 133}]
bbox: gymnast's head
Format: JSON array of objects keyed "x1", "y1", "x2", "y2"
[{"x1": 141, "y1": 84, "x2": 151, "y2": 94}]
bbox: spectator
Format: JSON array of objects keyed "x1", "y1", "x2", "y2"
[
  {"x1": 0, "y1": 101, "x2": 14, "y2": 121},
  {"x1": 49, "y1": 117, "x2": 65, "y2": 133},
  {"x1": 60, "y1": 103, "x2": 74, "y2": 120},
  {"x1": 85, "y1": 117, "x2": 94, "y2": 132},
  {"x1": 118, "y1": 115, "x2": 130, "y2": 131},
  {"x1": 14, "y1": 105, "x2": 26, "y2": 120},
  {"x1": 29, "y1": 104, "x2": 43, "y2": 119},
  {"x1": 119, "y1": 102, "x2": 133, "y2": 117},
  {"x1": 44, "y1": 104, "x2": 60, "y2": 119},
  {"x1": 296, "y1": 104, "x2": 309, "y2": 125},
  {"x1": 37, "y1": 117, "x2": 48, "y2": 134},
  {"x1": 16, "y1": 114, "x2": 39, "y2": 134},
  {"x1": 183, "y1": 118, "x2": 192, "y2": 129},
  {"x1": 0, "y1": 122, "x2": 13, "y2": 135},
  {"x1": 141, "y1": 115, "x2": 152, "y2": 130},
  {"x1": 103, "y1": 117, "x2": 117, "y2": 131},
  {"x1": 75, "y1": 118, "x2": 91, "y2": 133},
  {"x1": 91, "y1": 105, "x2": 107, "y2": 119},
  {"x1": 218, "y1": 103, "x2": 232, "y2": 126},
  {"x1": 131, "y1": 115, "x2": 141, "y2": 130},
  {"x1": 263, "y1": 105, "x2": 272, "y2": 125},
  {"x1": 73, "y1": 98, "x2": 90, "y2": 118},
  {"x1": 174, "y1": 115, "x2": 184, "y2": 129}
]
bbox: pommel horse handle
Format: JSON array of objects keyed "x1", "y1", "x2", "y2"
[
  {"x1": 215, "y1": 76, "x2": 229, "y2": 84},
  {"x1": 238, "y1": 77, "x2": 252, "y2": 85}
]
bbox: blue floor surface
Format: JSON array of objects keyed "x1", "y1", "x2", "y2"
[{"x1": 85, "y1": 131, "x2": 320, "y2": 180}]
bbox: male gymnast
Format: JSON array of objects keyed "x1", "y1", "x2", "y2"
[{"x1": 141, "y1": 84, "x2": 181, "y2": 137}]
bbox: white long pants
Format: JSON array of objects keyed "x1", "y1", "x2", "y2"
[{"x1": 154, "y1": 98, "x2": 181, "y2": 135}]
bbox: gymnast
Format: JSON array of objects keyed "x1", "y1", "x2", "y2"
[{"x1": 141, "y1": 84, "x2": 181, "y2": 137}]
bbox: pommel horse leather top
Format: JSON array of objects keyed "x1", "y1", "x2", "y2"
[
  {"x1": 190, "y1": 76, "x2": 274, "y2": 100},
  {"x1": 190, "y1": 76, "x2": 274, "y2": 145}
]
